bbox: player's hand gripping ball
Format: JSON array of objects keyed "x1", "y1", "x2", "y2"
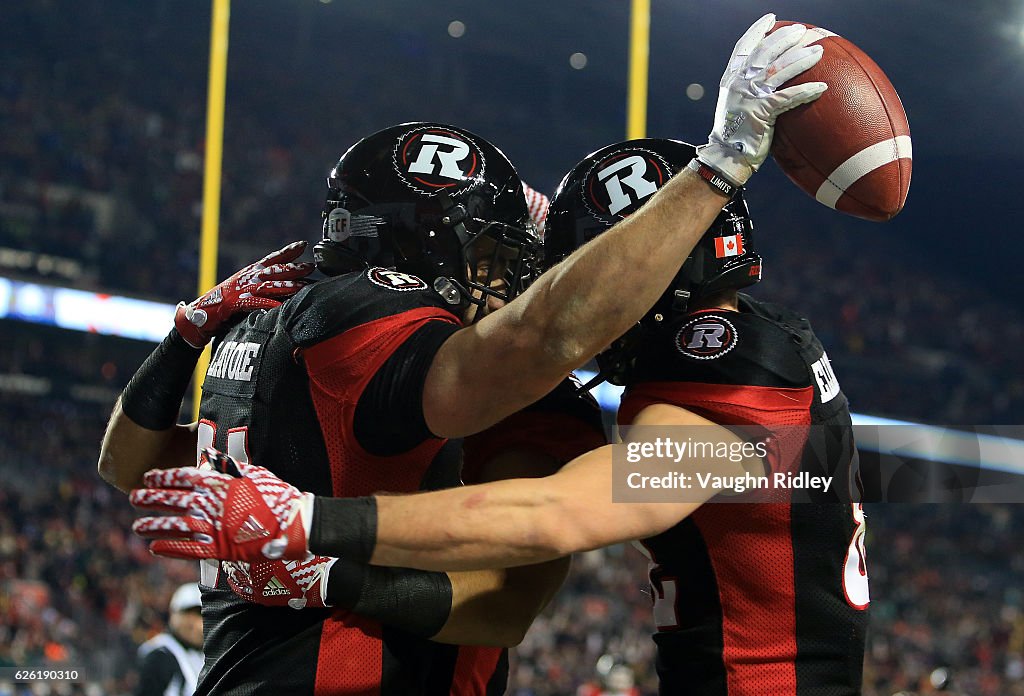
[{"x1": 697, "y1": 13, "x2": 829, "y2": 187}]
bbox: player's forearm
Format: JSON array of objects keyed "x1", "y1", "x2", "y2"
[
  {"x1": 98, "y1": 328, "x2": 202, "y2": 492},
  {"x1": 322, "y1": 558, "x2": 566, "y2": 647},
  {"x1": 307, "y1": 445, "x2": 701, "y2": 571},
  {"x1": 309, "y1": 477, "x2": 578, "y2": 571},
  {"x1": 99, "y1": 399, "x2": 197, "y2": 493},
  {"x1": 505, "y1": 170, "x2": 726, "y2": 370},
  {"x1": 433, "y1": 558, "x2": 570, "y2": 647},
  {"x1": 377, "y1": 479, "x2": 572, "y2": 569}
]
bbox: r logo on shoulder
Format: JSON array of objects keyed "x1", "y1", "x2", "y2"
[
  {"x1": 367, "y1": 267, "x2": 429, "y2": 291},
  {"x1": 674, "y1": 315, "x2": 739, "y2": 360}
]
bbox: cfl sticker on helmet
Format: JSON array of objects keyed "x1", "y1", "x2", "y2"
[
  {"x1": 583, "y1": 148, "x2": 675, "y2": 223},
  {"x1": 394, "y1": 126, "x2": 485, "y2": 195},
  {"x1": 367, "y1": 267, "x2": 429, "y2": 291},
  {"x1": 674, "y1": 315, "x2": 739, "y2": 360}
]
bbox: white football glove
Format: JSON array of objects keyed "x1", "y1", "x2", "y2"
[{"x1": 698, "y1": 13, "x2": 828, "y2": 186}]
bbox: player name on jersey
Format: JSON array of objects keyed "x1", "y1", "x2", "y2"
[{"x1": 207, "y1": 340, "x2": 262, "y2": 381}]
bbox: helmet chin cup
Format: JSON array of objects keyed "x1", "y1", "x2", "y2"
[{"x1": 432, "y1": 277, "x2": 463, "y2": 306}]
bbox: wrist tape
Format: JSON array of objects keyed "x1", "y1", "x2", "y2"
[
  {"x1": 309, "y1": 496, "x2": 377, "y2": 563},
  {"x1": 120, "y1": 329, "x2": 203, "y2": 430},
  {"x1": 687, "y1": 158, "x2": 738, "y2": 198},
  {"x1": 326, "y1": 558, "x2": 453, "y2": 638}
]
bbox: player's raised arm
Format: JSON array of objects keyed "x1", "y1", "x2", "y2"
[
  {"x1": 97, "y1": 241, "x2": 314, "y2": 492},
  {"x1": 421, "y1": 13, "x2": 827, "y2": 438}
]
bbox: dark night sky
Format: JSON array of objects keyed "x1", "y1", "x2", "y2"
[
  {"x1": 233, "y1": 0, "x2": 1024, "y2": 299},
  {"x1": 23, "y1": 0, "x2": 1024, "y2": 300}
]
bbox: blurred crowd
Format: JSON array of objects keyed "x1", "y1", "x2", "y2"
[
  {"x1": 754, "y1": 217, "x2": 1024, "y2": 426},
  {"x1": 0, "y1": 324, "x2": 191, "y2": 695},
  {"x1": 2, "y1": 322, "x2": 1024, "y2": 695},
  {"x1": 2, "y1": 5, "x2": 1021, "y2": 429}
]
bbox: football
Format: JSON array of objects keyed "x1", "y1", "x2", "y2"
[{"x1": 770, "y1": 21, "x2": 912, "y2": 221}]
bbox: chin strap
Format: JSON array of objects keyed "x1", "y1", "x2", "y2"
[{"x1": 577, "y1": 323, "x2": 647, "y2": 391}]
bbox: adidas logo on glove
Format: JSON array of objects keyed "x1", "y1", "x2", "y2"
[{"x1": 262, "y1": 576, "x2": 291, "y2": 597}]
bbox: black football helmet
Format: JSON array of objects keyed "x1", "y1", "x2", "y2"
[
  {"x1": 314, "y1": 122, "x2": 540, "y2": 317},
  {"x1": 544, "y1": 138, "x2": 761, "y2": 384}
]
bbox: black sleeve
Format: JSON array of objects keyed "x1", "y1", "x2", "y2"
[
  {"x1": 353, "y1": 320, "x2": 460, "y2": 456},
  {"x1": 324, "y1": 557, "x2": 453, "y2": 639},
  {"x1": 120, "y1": 329, "x2": 203, "y2": 430},
  {"x1": 135, "y1": 648, "x2": 179, "y2": 696},
  {"x1": 461, "y1": 375, "x2": 607, "y2": 482}
]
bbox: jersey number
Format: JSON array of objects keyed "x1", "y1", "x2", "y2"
[
  {"x1": 196, "y1": 421, "x2": 252, "y2": 588},
  {"x1": 652, "y1": 577, "x2": 680, "y2": 631},
  {"x1": 644, "y1": 503, "x2": 869, "y2": 630},
  {"x1": 196, "y1": 420, "x2": 251, "y2": 466},
  {"x1": 843, "y1": 503, "x2": 869, "y2": 609}
]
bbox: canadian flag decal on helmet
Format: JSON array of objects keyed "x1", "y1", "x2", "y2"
[{"x1": 394, "y1": 126, "x2": 485, "y2": 195}]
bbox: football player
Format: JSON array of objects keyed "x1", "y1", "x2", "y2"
[
  {"x1": 219, "y1": 376, "x2": 608, "y2": 694},
  {"x1": 203, "y1": 181, "x2": 605, "y2": 695},
  {"x1": 212, "y1": 178, "x2": 605, "y2": 693},
  {"x1": 101, "y1": 122, "x2": 605, "y2": 694},
  {"x1": 139, "y1": 134, "x2": 867, "y2": 696},
  {"x1": 120, "y1": 14, "x2": 830, "y2": 694}
]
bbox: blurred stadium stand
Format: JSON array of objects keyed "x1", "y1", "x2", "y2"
[{"x1": 2, "y1": 2, "x2": 1023, "y2": 694}]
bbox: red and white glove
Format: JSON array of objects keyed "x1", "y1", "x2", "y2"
[
  {"x1": 130, "y1": 449, "x2": 314, "y2": 562},
  {"x1": 697, "y1": 13, "x2": 828, "y2": 186},
  {"x1": 175, "y1": 241, "x2": 315, "y2": 348},
  {"x1": 522, "y1": 182, "x2": 550, "y2": 236},
  {"x1": 222, "y1": 555, "x2": 337, "y2": 610}
]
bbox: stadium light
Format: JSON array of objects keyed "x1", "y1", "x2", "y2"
[
  {"x1": 448, "y1": 20, "x2": 466, "y2": 38},
  {"x1": 3, "y1": 274, "x2": 1022, "y2": 475}
]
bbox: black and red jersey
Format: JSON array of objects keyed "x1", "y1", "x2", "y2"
[
  {"x1": 462, "y1": 373, "x2": 607, "y2": 484},
  {"x1": 618, "y1": 294, "x2": 868, "y2": 696},
  {"x1": 452, "y1": 375, "x2": 607, "y2": 695},
  {"x1": 195, "y1": 267, "x2": 475, "y2": 695}
]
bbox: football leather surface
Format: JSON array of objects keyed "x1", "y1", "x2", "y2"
[{"x1": 770, "y1": 21, "x2": 912, "y2": 221}]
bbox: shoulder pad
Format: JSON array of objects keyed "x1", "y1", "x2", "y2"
[{"x1": 283, "y1": 269, "x2": 458, "y2": 347}]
